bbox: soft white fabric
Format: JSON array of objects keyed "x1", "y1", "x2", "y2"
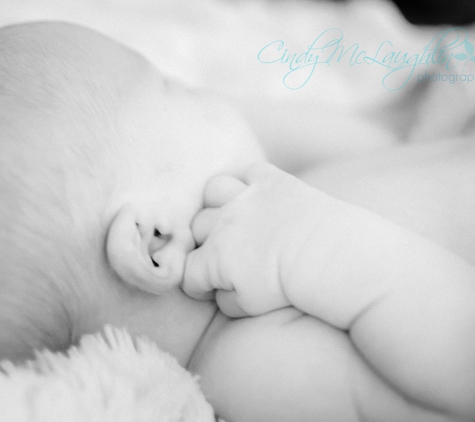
[
  {"x1": 0, "y1": 327, "x2": 215, "y2": 422},
  {"x1": 1, "y1": 0, "x2": 475, "y2": 173}
]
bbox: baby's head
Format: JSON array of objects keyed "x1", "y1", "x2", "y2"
[{"x1": 0, "y1": 22, "x2": 264, "y2": 363}]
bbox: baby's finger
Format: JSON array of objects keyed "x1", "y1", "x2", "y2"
[
  {"x1": 182, "y1": 248, "x2": 216, "y2": 300},
  {"x1": 191, "y1": 208, "x2": 220, "y2": 246},
  {"x1": 204, "y1": 174, "x2": 247, "y2": 208},
  {"x1": 215, "y1": 290, "x2": 249, "y2": 318}
]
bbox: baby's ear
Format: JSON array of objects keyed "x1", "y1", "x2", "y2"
[{"x1": 106, "y1": 206, "x2": 192, "y2": 294}]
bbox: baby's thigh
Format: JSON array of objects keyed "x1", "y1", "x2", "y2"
[
  {"x1": 193, "y1": 308, "x2": 359, "y2": 422},
  {"x1": 194, "y1": 309, "x2": 445, "y2": 422},
  {"x1": 299, "y1": 137, "x2": 475, "y2": 265}
]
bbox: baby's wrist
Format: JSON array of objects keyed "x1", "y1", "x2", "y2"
[
  {"x1": 278, "y1": 193, "x2": 348, "y2": 292},
  {"x1": 279, "y1": 196, "x2": 381, "y2": 327}
]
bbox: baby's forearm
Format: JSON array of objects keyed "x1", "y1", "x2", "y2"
[{"x1": 283, "y1": 201, "x2": 475, "y2": 419}]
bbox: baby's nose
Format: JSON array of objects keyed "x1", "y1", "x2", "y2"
[{"x1": 149, "y1": 225, "x2": 195, "y2": 287}]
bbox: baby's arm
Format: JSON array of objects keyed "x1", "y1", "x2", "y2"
[
  {"x1": 288, "y1": 198, "x2": 475, "y2": 420},
  {"x1": 184, "y1": 163, "x2": 475, "y2": 421}
]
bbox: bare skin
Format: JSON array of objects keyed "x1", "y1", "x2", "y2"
[
  {"x1": 0, "y1": 22, "x2": 263, "y2": 366},
  {"x1": 2, "y1": 21, "x2": 475, "y2": 422},
  {"x1": 298, "y1": 137, "x2": 475, "y2": 267},
  {"x1": 187, "y1": 140, "x2": 475, "y2": 422}
]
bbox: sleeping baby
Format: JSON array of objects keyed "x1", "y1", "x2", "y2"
[
  {"x1": 1, "y1": 21, "x2": 474, "y2": 422},
  {"x1": 0, "y1": 20, "x2": 263, "y2": 366}
]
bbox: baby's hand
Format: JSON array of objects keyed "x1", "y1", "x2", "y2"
[{"x1": 183, "y1": 163, "x2": 338, "y2": 317}]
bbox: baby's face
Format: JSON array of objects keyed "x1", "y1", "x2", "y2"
[
  {"x1": 118, "y1": 73, "x2": 263, "y2": 226},
  {"x1": 93, "y1": 65, "x2": 265, "y2": 365},
  {"x1": 0, "y1": 21, "x2": 264, "y2": 365}
]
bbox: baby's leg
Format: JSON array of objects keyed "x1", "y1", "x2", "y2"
[
  {"x1": 193, "y1": 308, "x2": 455, "y2": 422},
  {"x1": 298, "y1": 137, "x2": 475, "y2": 265}
]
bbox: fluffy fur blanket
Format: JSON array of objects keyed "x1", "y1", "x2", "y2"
[{"x1": 0, "y1": 327, "x2": 217, "y2": 422}]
